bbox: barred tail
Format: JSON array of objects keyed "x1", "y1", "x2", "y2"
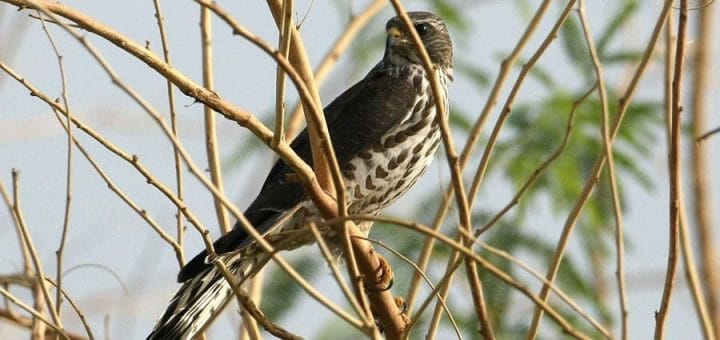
[{"x1": 148, "y1": 255, "x2": 258, "y2": 340}]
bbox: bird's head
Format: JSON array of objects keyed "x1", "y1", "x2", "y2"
[{"x1": 383, "y1": 11, "x2": 453, "y2": 72}]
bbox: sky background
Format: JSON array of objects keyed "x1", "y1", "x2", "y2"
[{"x1": 1, "y1": 1, "x2": 719, "y2": 339}]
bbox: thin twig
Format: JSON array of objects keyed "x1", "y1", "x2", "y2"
[
  {"x1": 152, "y1": 0, "x2": 187, "y2": 267},
  {"x1": 356, "y1": 236, "x2": 462, "y2": 340},
  {"x1": 2, "y1": 49, "x2": 365, "y2": 335},
  {"x1": 6, "y1": 0, "x2": 332, "y2": 219},
  {"x1": 696, "y1": 126, "x2": 720, "y2": 141},
  {"x1": 655, "y1": 1, "x2": 687, "y2": 337},
  {"x1": 0, "y1": 307, "x2": 86, "y2": 340},
  {"x1": 0, "y1": 114, "x2": 33, "y2": 279},
  {"x1": 0, "y1": 286, "x2": 68, "y2": 339},
  {"x1": 406, "y1": 0, "x2": 555, "y2": 314},
  {"x1": 37, "y1": 10, "x2": 74, "y2": 318},
  {"x1": 239, "y1": 270, "x2": 263, "y2": 340},
  {"x1": 476, "y1": 84, "x2": 592, "y2": 236},
  {"x1": 31, "y1": 271, "x2": 46, "y2": 339},
  {"x1": 8, "y1": 171, "x2": 64, "y2": 329},
  {"x1": 663, "y1": 3, "x2": 675, "y2": 178},
  {"x1": 1, "y1": 187, "x2": 48, "y2": 338},
  {"x1": 212, "y1": 260, "x2": 302, "y2": 340},
  {"x1": 271, "y1": 0, "x2": 292, "y2": 148},
  {"x1": 263, "y1": 0, "x2": 347, "y2": 208},
  {"x1": 285, "y1": 0, "x2": 386, "y2": 139},
  {"x1": 50, "y1": 109, "x2": 183, "y2": 256},
  {"x1": 307, "y1": 222, "x2": 368, "y2": 322},
  {"x1": 250, "y1": 11, "x2": 292, "y2": 332},
  {"x1": 263, "y1": 4, "x2": 378, "y2": 330},
  {"x1": 406, "y1": 258, "x2": 462, "y2": 337},
  {"x1": 408, "y1": 220, "x2": 610, "y2": 338},
  {"x1": 327, "y1": 215, "x2": 593, "y2": 340},
  {"x1": 476, "y1": 240, "x2": 610, "y2": 338},
  {"x1": 45, "y1": 277, "x2": 95, "y2": 340},
  {"x1": 386, "y1": 3, "x2": 495, "y2": 339},
  {"x1": 528, "y1": 2, "x2": 675, "y2": 337},
  {"x1": 577, "y1": 2, "x2": 628, "y2": 338},
  {"x1": 199, "y1": 1, "x2": 231, "y2": 235}
]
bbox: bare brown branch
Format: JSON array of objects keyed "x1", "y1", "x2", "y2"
[
  {"x1": 151, "y1": 0, "x2": 187, "y2": 267},
  {"x1": 199, "y1": 2, "x2": 231, "y2": 235},
  {"x1": 655, "y1": 1, "x2": 688, "y2": 338}
]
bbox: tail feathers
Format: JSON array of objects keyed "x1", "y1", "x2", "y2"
[{"x1": 148, "y1": 255, "x2": 252, "y2": 340}]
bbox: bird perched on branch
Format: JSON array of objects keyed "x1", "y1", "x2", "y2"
[{"x1": 148, "y1": 11, "x2": 453, "y2": 339}]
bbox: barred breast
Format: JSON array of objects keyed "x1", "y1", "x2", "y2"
[{"x1": 343, "y1": 65, "x2": 450, "y2": 215}]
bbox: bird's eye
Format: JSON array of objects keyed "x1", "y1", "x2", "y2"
[{"x1": 414, "y1": 23, "x2": 430, "y2": 36}]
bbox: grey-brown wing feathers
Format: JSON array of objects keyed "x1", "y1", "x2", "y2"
[{"x1": 177, "y1": 64, "x2": 416, "y2": 282}]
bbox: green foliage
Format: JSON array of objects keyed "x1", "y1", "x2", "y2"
[{"x1": 498, "y1": 89, "x2": 658, "y2": 204}]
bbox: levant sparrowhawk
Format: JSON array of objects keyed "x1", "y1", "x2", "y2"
[{"x1": 148, "y1": 11, "x2": 453, "y2": 339}]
